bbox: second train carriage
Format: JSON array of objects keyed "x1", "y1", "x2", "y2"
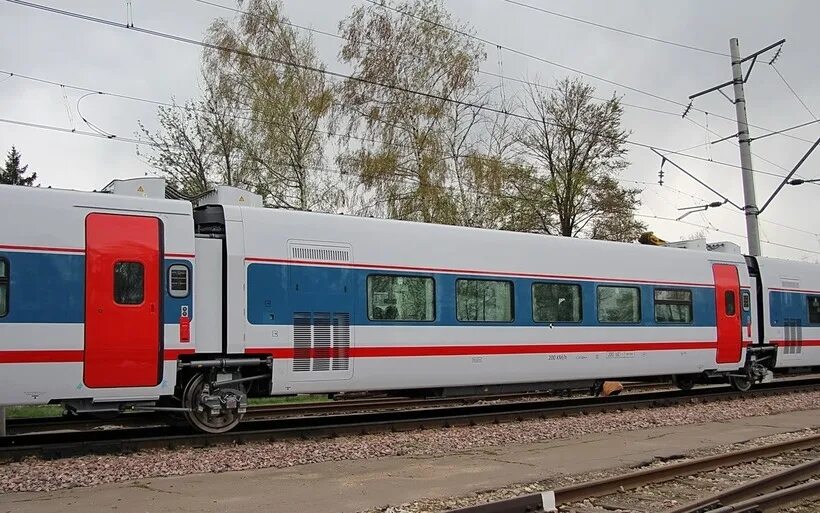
[{"x1": 0, "y1": 178, "x2": 818, "y2": 433}]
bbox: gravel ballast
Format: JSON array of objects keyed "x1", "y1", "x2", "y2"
[{"x1": 1, "y1": 390, "x2": 819, "y2": 494}]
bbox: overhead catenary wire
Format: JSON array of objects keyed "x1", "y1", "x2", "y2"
[
  {"x1": 5, "y1": 2, "x2": 818, "y2": 253},
  {"x1": 360, "y1": 0, "x2": 814, "y2": 145},
  {"x1": 4, "y1": 114, "x2": 818, "y2": 257},
  {"x1": 502, "y1": 0, "x2": 730, "y2": 57},
  {"x1": 633, "y1": 214, "x2": 820, "y2": 256},
  {"x1": 769, "y1": 64, "x2": 817, "y2": 121},
  {"x1": 4, "y1": 0, "x2": 804, "y2": 179},
  {"x1": 191, "y1": 0, "x2": 692, "y2": 120}
]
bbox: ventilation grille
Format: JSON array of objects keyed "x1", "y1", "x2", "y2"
[
  {"x1": 290, "y1": 244, "x2": 350, "y2": 262},
  {"x1": 292, "y1": 312, "x2": 351, "y2": 372},
  {"x1": 783, "y1": 318, "x2": 803, "y2": 355},
  {"x1": 781, "y1": 280, "x2": 800, "y2": 289}
]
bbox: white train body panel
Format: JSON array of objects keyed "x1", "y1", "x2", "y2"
[
  {"x1": 0, "y1": 183, "x2": 196, "y2": 405},
  {"x1": 757, "y1": 257, "x2": 820, "y2": 368},
  {"x1": 235, "y1": 206, "x2": 753, "y2": 394}
]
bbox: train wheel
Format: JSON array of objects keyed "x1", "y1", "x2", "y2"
[
  {"x1": 182, "y1": 373, "x2": 243, "y2": 433},
  {"x1": 730, "y1": 374, "x2": 753, "y2": 392},
  {"x1": 673, "y1": 375, "x2": 696, "y2": 391}
]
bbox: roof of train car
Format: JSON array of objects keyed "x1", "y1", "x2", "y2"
[{"x1": 234, "y1": 204, "x2": 749, "y2": 286}]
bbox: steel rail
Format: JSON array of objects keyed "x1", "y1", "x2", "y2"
[
  {"x1": 708, "y1": 479, "x2": 820, "y2": 512},
  {"x1": 666, "y1": 457, "x2": 820, "y2": 513},
  {"x1": 445, "y1": 431, "x2": 820, "y2": 512},
  {"x1": 2, "y1": 379, "x2": 819, "y2": 461}
]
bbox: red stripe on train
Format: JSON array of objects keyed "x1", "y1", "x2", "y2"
[
  {"x1": 770, "y1": 340, "x2": 820, "y2": 347},
  {"x1": 0, "y1": 348, "x2": 195, "y2": 364},
  {"x1": 245, "y1": 341, "x2": 718, "y2": 359}
]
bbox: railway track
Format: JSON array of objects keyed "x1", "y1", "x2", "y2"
[
  {"x1": 1, "y1": 378, "x2": 818, "y2": 462},
  {"x1": 447, "y1": 432, "x2": 820, "y2": 512},
  {"x1": 5, "y1": 383, "x2": 665, "y2": 434}
]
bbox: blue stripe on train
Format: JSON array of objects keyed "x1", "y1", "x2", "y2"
[
  {"x1": 0, "y1": 251, "x2": 192, "y2": 324},
  {"x1": 247, "y1": 263, "x2": 718, "y2": 328}
]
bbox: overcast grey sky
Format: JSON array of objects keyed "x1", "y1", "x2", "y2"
[{"x1": 1, "y1": 0, "x2": 818, "y2": 260}]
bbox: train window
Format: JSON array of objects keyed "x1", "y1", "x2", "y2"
[
  {"x1": 808, "y1": 296, "x2": 820, "y2": 324},
  {"x1": 725, "y1": 290, "x2": 736, "y2": 316},
  {"x1": 532, "y1": 283, "x2": 581, "y2": 322},
  {"x1": 597, "y1": 286, "x2": 640, "y2": 323},
  {"x1": 457, "y1": 279, "x2": 513, "y2": 322},
  {"x1": 167, "y1": 264, "x2": 190, "y2": 298},
  {"x1": 0, "y1": 257, "x2": 8, "y2": 317},
  {"x1": 367, "y1": 275, "x2": 435, "y2": 321},
  {"x1": 114, "y1": 261, "x2": 145, "y2": 305},
  {"x1": 654, "y1": 288, "x2": 692, "y2": 323}
]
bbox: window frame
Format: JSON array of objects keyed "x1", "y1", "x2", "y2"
[
  {"x1": 0, "y1": 257, "x2": 8, "y2": 318},
  {"x1": 531, "y1": 281, "x2": 583, "y2": 324},
  {"x1": 366, "y1": 274, "x2": 436, "y2": 322},
  {"x1": 167, "y1": 263, "x2": 191, "y2": 299},
  {"x1": 455, "y1": 278, "x2": 515, "y2": 323},
  {"x1": 113, "y1": 260, "x2": 146, "y2": 306},
  {"x1": 808, "y1": 295, "x2": 820, "y2": 325},
  {"x1": 596, "y1": 285, "x2": 642, "y2": 324},
  {"x1": 653, "y1": 287, "x2": 694, "y2": 324}
]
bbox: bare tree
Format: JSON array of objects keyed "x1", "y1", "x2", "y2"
[
  {"x1": 137, "y1": 81, "x2": 242, "y2": 196},
  {"x1": 516, "y1": 77, "x2": 645, "y2": 240}
]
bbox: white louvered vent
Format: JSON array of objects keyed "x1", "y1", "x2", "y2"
[
  {"x1": 289, "y1": 243, "x2": 351, "y2": 263},
  {"x1": 292, "y1": 312, "x2": 351, "y2": 372},
  {"x1": 781, "y1": 280, "x2": 800, "y2": 289},
  {"x1": 293, "y1": 312, "x2": 312, "y2": 372},
  {"x1": 332, "y1": 313, "x2": 350, "y2": 371}
]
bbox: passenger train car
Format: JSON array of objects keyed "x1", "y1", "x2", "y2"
[{"x1": 1, "y1": 178, "x2": 818, "y2": 432}]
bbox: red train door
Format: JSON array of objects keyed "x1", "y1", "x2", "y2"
[
  {"x1": 713, "y1": 263, "x2": 741, "y2": 364},
  {"x1": 84, "y1": 213, "x2": 163, "y2": 388}
]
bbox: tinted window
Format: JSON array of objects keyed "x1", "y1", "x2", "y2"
[
  {"x1": 808, "y1": 296, "x2": 820, "y2": 324},
  {"x1": 725, "y1": 290, "x2": 736, "y2": 316},
  {"x1": 654, "y1": 288, "x2": 693, "y2": 323},
  {"x1": 597, "y1": 286, "x2": 640, "y2": 323},
  {"x1": 457, "y1": 279, "x2": 513, "y2": 322},
  {"x1": 0, "y1": 258, "x2": 7, "y2": 317},
  {"x1": 114, "y1": 261, "x2": 144, "y2": 305},
  {"x1": 533, "y1": 283, "x2": 581, "y2": 322},
  {"x1": 367, "y1": 275, "x2": 435, "y2": 321}
]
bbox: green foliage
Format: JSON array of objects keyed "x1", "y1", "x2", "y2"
[
  {"x1": 338, "y1": 0, "x2": 517, "y2": 226},
  {"x1": 138, "y1": 0, "x2": 644, "y2": 243},
  {"x1": 204, "y1": 0, "x2": 341, "y2": 210},
  {"x1": 1, "y1": 146, "x2": 37, "y2": 186}
]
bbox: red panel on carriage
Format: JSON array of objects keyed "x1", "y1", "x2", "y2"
[
  {"x1": 84, "y1": 213, "x2": 163, "y2": 388},
  {"x1": 713, "y1": 263, "x2": 742, "y2": 364}
]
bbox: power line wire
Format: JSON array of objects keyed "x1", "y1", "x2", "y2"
[
  {"x1": 4, "y1": 114, "x2": 817, "y2": 256},
  {"x1": 634, "y1": 214, "x2": 820, "y2": 255},
  {"x1": 769, "y1": 64, "x2": 817, "y2": 120},
  {"x1": 502, "y1": 0, "x2": 729, "y2": 57},
  {"x1": 192, "y1": 0, "x2": 690, "y2": 120},
  {"x1": 361, "y1": 0, "x2": 814, "y2": 145},
  {"x1": 6, "y1": 0, "x2": 799, "y2": 178}
]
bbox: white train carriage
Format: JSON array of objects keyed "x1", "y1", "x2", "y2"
[
  {"x1": 0, "y1": 177, "x2": 815, "y2": 433},
  {"x1": 0, "y1": 179, "x2": 197, "y2": 411},
  {"x1": 752, "y1": 257, "x2": 820, "y2": 370}
]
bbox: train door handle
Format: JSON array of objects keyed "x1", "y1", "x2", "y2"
[{"x1": 149, "y1": 303, "x2": 156, "y2": 313}]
